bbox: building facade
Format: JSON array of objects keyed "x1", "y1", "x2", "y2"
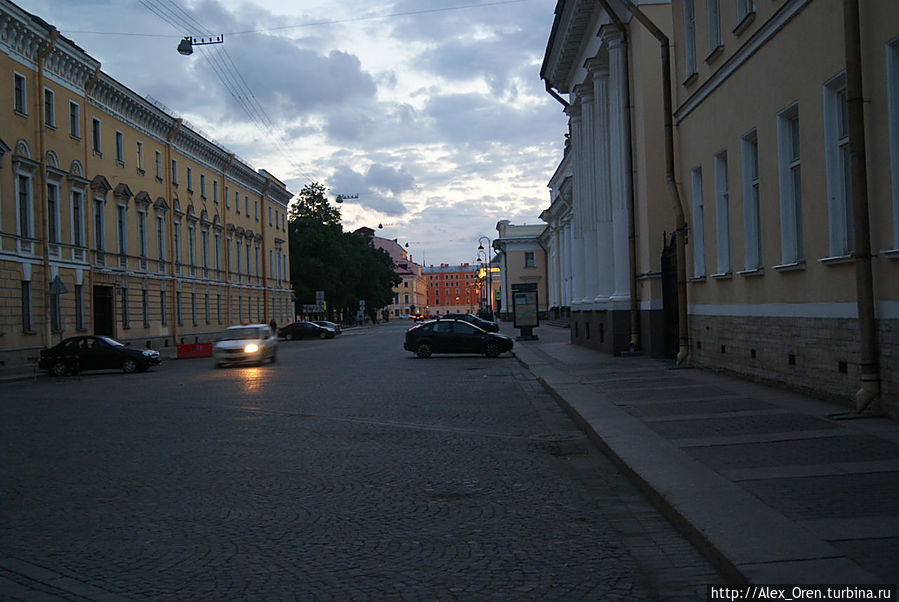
[
  {"x1": 0, "y1": 0, "x2": 293, "y2": 366},
  {"x1": 423, "y1": 263, "x2": 481, "y2": 315},
  {"x1": 493, "y1": 220, "x2": 549, "y2": 319},
  {"x1": 540, "y1": 0, "x2": 899, "y2": 414}
]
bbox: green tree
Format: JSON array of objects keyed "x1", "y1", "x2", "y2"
[{"x1": 287, "y1": 182, "x2": 400, "y2": 322}]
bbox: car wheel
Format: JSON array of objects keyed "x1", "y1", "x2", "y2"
[
  {"x1": 122, "y1": 359, "x2": 138, "y2": 373},
  {"x1": 319, "y1": 332, "x2": 328, "y2": 339},
  {"x1": 485, "y1": 342, "x2": 501, "y2": 358},
  {"x1": 284, "y1": 333, "x2": 293, "y2": 341},
  {"x1": 51, "y1": 361, "x2": 68, "y2": 377},
  {"x1": 416, "y1": 342, "x2": 432, "y2": 358}
]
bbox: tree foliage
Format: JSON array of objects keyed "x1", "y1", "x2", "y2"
[{"x1": 288, "y1": 182, "x2": 401, "y2": 322}]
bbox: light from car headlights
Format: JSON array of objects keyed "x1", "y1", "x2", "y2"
[
  {"x1": 142, "y1": 350, "x2": 155, "y2": 357},
  {"x1": 244, "y1": 343, "x2": 259, "y2": 353}
]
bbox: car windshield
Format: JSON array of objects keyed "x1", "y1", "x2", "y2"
[
  {"x1": 97, "y1": 336, "x2": 124, "y2": 347},
  {"x1": 222, "y1": 327, "x2": 261, "y2": 340}
]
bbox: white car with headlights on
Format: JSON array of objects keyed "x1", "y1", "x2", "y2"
[{"x1": 213, "y1": 324, "x2": 278, "y2": 367}]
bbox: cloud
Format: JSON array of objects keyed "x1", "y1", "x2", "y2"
[{"x1": 327, "y1": 163, "x2": 413, "y2": 216}]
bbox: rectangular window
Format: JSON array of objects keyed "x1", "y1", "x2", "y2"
[
  {"x1": 255, "y1": 246, "x2": 260, "y2": 277},
  {"x1": 714, "y1": 151, "x2": 730, "y2": 274},
  {"x1": 888, "y1": 39, "x2": 899, "y2": 249},
  {"x1": 47, "y1": 182, "x2": 59, "y2": 244},
  {"x1": 740, "y1": 130, "x2": 761, "y2": 271},
  {"x1": 160, "y1": 289, "x2": 168, "y2": 326},
  {"x1": 21, "y1": 281, "x2": 32, "y2": 332},
  {"x1": 155, "y1": 150, "x2": 162, "y2": 179},
  {"x1": 214, "y1": 232, "x2": 221, "y2": 272},
  {"x1": 236, "y1": 192, "x2": 240, "y2": 214},
  {"x1": 50, "y1": 291, "x2": 61, "y2": 333},
  {"x1": 737, "y1": 0, "x2": 755, "y2": 24},
  {"x1": 17, "y1": 174, "x2": 32, "y2": 238},
  {"x1": 44, "y1": 88, "x2": 55, "y2": 127},
  {"x1": 75, "y1": 284, "x2": 84, "y2": 330},
  {"x1": 117, "y1": 205, "x2": 127, "y2": 256},
  {"x1": 269, "y1": 206, "x2": 273, "y2": 225},
  {"x1": 200, "y1": 174, "x2": 206, "y2": 198},
  {"x1": 176, "y1": 291, "x2": 183, "y2": 325},
  {"x1": 156, "y1": 216, "x2": 165, "y2": 261},
  {"x1": 142, "y1": 288, "x2": 149, "y2": 327},
  {"x1": 245, "y1": 195, "x2": 249, "y2": 215},
  {"x1": 136, "y1": 141, "x2": 144, "y2": 172},
  {"x1": 172, "y1": 159, "x2": 178, "y2": 185},
  {"x1": 205, "y1": 293, "x2": 210, "y2": 325},
  {"x1": 14, "y1": 72, "x2": 26, "y2": 114},
  {"x1": 216, "y1": 294, "x2": 222, "y2": 324},
  {"x1": 94, "y1": 199, "x2": 105, "y2": 251},
  {"x1": 115, "y1": 131, "x2": 124, "y2": 163},
  {"x1": 213, "y1": 180, "x2": 218, "y2": 204},
  {"x1": 69, "y1": 101, "x2": 80, "y2": 138},
  {"x1": 187, "y1": 167, "x2": 193, "y2": 192},
  {"x1": 254, "y1": 199, "x2": 258, "y2": 220},
  {"x1": 191, "y1": 292, "x2": 197, "y2": 326},
  {"x1": 691, "y1": 167, "x2": 706, "y2": 277},
  {"x1": 777, "y1": 104, "x2": 803, "y2": 264},
  {"x1": 683, "y1": 0, "x2": 697, "y2": 79},
  {"x1": 707, "y1": 0, "x2": 722, "y2": 55},
  {"x1": 137, "y1": 211, "x2": 147, "y2": 258},
  {"x1": 823, "y1": 73, "x2": 853, "y2": 256},
  {"x1": 92, "y1": 118, "x2": 101, "y2": 153},
  {"x1": 174, "y1": 221, "x2": 182, "y2": 266},
  {"x1": 188, "y1": 225, "x2": 196, "y2": 267},
  {"x1": 236, "y1": 240, "x2": 242, "y2": 278},
  {"x1": 524, "y1": 251, "x2": 536, "y2": 268},
  {"x1": 202, "y1": 229, "x2": 209, "y2": 269},
  {"x1": 225, "y1": 186, "x2": 230, "y2": 208}
]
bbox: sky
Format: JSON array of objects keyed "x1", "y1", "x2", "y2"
[{"x1": 19, "y1": 0, "x2": 568, "y2": 266}]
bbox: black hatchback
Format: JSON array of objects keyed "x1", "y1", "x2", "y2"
[
  {"x1": 39, "y1": 335, "x2": 161, "y2": 376},
  {"x1": 404, "y1": 319, "x2": 513, "y2": 358}
]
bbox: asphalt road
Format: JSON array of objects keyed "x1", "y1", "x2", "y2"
[{"x1": 0, "y1": 321, "x2": 721, "y2": 600}]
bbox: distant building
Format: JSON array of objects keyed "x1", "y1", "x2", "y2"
[
  {"x1": 493, "y1": 221, "x2": 549, "y2": 319},
  {"x1": 423, "y1": 264, "x2": 481, "y2": 315},
  {"x1": 355, "y1": 228, "x2": 426, "y2": 318}
]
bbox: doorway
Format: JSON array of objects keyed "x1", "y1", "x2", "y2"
[{"x1": 93, "y1": 285, "x2": 115, "y2": 337}]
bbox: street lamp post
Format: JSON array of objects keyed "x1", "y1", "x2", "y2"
[{"x1": 477, "y1": 236, "x2": 493, "y2": 319}]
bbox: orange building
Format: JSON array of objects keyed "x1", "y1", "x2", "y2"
[{"x1": 423, "y1": 263, "x2": 480, "y2": 315}]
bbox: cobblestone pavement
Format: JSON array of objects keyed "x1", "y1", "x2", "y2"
[{"x1": 0, "y1": 322, "x2": 721, "y2": 600}]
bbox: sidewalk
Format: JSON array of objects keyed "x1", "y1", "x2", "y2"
[{"x1": 503, "y1": 321, "x2": 899, "y2": 586}]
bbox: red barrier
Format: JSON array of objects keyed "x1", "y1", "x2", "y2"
[{"x1": 176, "y1": 342, "x2": 213, "y2": 359}]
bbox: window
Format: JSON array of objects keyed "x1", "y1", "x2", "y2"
[
  {"x1": 737, "y1": 0, "x2": 755, "y2": 24},
  {"x1": 137, "y1": 210, "x2": 147, "y2": 258},
  {"x1": 236, "y1": 192, "x2": 240, "y2": 214},
  {"x1": 44, "y1": 88, "x2": 55, "y2": 127},
  {"x1": 216, "y1": 294, "x2": 222, "y2": 324},
  {"x1": 707, "y1": 0, "x2": 722, "y2": 55},
  {"x1": 201, "y1": 229, "x2": 209, "y2": 269},
  {"x1": 173, "y1": 221, "x2": 182, "y2": 266},
  {"x1": 214, "y1": 232, "x2": 221, "y2": 273},
  {"x1": 94, "y1": 199, "x2": 105, "y2": 251},
  {"x1": 777, "y1": 105, "x2": 803, "y2": 264},
  {"x1": 740, "y1": 130, "x2": 761, "y2": 271},
  {"x1": 245, "y1": 195, "x2": 249, "y2": 215},
  {"x1": 71, "y1": 189, "x2": 83, "y2": 247},
  {"x1": 155, "y1": 150, "x2": 162, "y2": 179},
  {"x1": 246, "y1": 243, "x2": 251, "y2": 278},
  {"x1": 225, "y1": 186, "x2": 230, "y2": 208},
  {"x1": 121, "y1": 286, "x2": 129, "y2": 328},
  {"x1": 269, "y1": 206, "x2": 273, "y2": 225},
  {"x1": 524, "y1": 251, "x2": 536, "y2": 267},
  {"x1": 714, "y1": 151, "x2": 730, "y2": 274},
  {"x1": 50, "y1": 288, "x2": 61, "y2": 333},
  {"x1": 254, "y1": 199, "x2": 258, "y2": 220},
  {"x1": 69, "y1": 101, "x2": 80, "y2": 138},
  {"x1": 213, "y1": 180, "x2": 218, "y2": 204},
  {"x1": 47, "y1": 182, "x2": 60, "y2": 244},
  {"x1": 205, "y1": 293, "x2": 210, "y2": 325},
  {"x1": 17, "y1": 173, "x2": 33, "y2": 239},
  {"x1": 254, "y1": 245, "x2": 259, "y2": 277},
  {"x1": 160, "y1": 289, "x2": 167, "y2": 326},
  {"x1": 14, "y1": 72, "x2": 26, "y2": 114},
  {"x1": 172, "y1": 159, "x2": 178, "y2": 185},
  {"x1": 186, "y1": 167, "x2": 193, "y2": 192},
  {"x1": 888, "y1": 39, "x2": 899, "y2": 249},
  {"x1": 136, "y1": 141, "x2": 144, "y2": 172},
  {"x1": 191, "y1": 292, "x2": 197, "y2": 326},
  {"x1": 115, "y1": 131, "x2": 124, "y2": 163},
  {"x1": 200, "y1": 173, "x2": 206, "y2": 198},
  {"x1": 92, "y1": 118, "x2": 101, "y2": 153},
  {"x1": 116, "y1": 205, "x2": 128, "y2": 258},
  {"x1": 75, "y1": 284, "x2": 84, "y2": 330},
  {"x1": 21, "y1": 280, "x2": 33, "y2": 332},
  {"x1": 156, "y1": 215, "x2": 165, "y2": 263},
  {"x1": 691, "y1": 167, "x2": 706, "y2": 277},
  {"x1": 683, "y1": 0, "x2": 697, "y2": 79},
  {"x1": 188, "y1": 224, "x2": 196, "y2": 266},
  {"x1": 142, "y1": 289, "x2": 149, "y2": 327},
  {"x1": 176, "y1": 291, "x2": 183, "y2": 325},
  {"x1": 236, "y1": 240, "x2": 242, "y2": 278},
  {"x1": 823, "y1": 73, "x2": 853, "y2": 256}
]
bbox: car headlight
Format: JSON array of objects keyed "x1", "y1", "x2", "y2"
[
  {"x1": 244, "y1": 343, "x2": 259, "y2": 353},
  {"x1": 142, "y1": 350, "x2": 156, "y2": 357}
]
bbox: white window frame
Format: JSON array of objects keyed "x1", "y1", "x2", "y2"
[
  {"x1": 200, "y1": 173, "x2": 206, "y2": 198},
  {"x1": 71, "y1": 188, "x2": 84, "y2": 247},
  {"x1": 116, "y1": 203, "x2": 128, "y2": 257},
  {"x1": 188, "y1": 223, "x2": 196, "y2": 267},
  {"x1": 136, "y1": 140, "x2": 143, "y2": 172},
  {"x1": 171, "y1": 159, "x2": 178, "y2": 185},
  {"x1": 13, "y1": 72, "x2": 27, "y2": 114},
  {"x1": 115, "y1": 130, "x2": 124, "y2": 164},
  {"x1": 776, "y1": 103, "x2": 803, "y2": 265},
  {"x1": 16, "y1": 171, "x2": 34, "y2": 240},
  {"x1": 47, "y1": 180, "x2": 60, "y2": 244},
  {"x1": 714, "y1": 151, "x2": 731, "y2": 275},
  {"x1": 93, "y1": 197, "x2": 105, "y2": 251},
  {"x1": 156, "y1": 215, "x2": 166, "y2": 262},
  {"x1": 187, "y1": 167, "x2": 193, "y2": 192},
  {"x1": 690, "y1": 166, "x2": 706, "y2": 277},
  {"x1": 822, "y1": 72, "x2": 853, "y2": 257},
  {"x1": 69, "y1": 101, "x2": 80, "y2": 138},
  {"x1": 137, "y1": 209, "x2": 148, "y2": 258},
  {"x1": 155, "y1": 150, "x2": 162, "y2": 179},
  {"x1": 740, "y1": 130, "x2": 762, "y2": 271},
  {"x1": 92, "y1": 118, "x2": 101, "y2": 154},
  {"x1": 683, "y1": 0, "x2": 697, "y2": 79}
]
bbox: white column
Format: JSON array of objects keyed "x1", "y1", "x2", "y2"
[
  {"x1": 607, "y1": 31, "x2": 631, "y2": 305},
  {"x1": 587, "y1": 57, "x2": 614, "y2": 306},
  {"x1": 575, "y1": 83, "x2": 598, "y2": 305},
  {"x1": 562, "y1": 216, "x2": 573, "y2": 307},
  {"x1": 568, "y1": 102, "x2": 586, "y2": 307}
]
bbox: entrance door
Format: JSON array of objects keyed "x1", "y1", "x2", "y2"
[
  {"x1": 660, "y1": 233, "x2": 679, "y2": 358},
  {"x1": 93, "y1": 285, "x2": 115, "y2": 337}
]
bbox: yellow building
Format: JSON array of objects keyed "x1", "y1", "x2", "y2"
[{"x1": 0, "y1": 0, "x2": 293, "y2": 367}]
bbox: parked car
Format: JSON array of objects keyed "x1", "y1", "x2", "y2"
[
  {"x1": 438, "y1": 313, "x2": 499, "y2": 332},
  {"x1": 213, "y1": 324, "x2": 278, "y2": 367},
  {"x1": 279, "y1": 321, "x2": 336, "y2": 340},
  {"x1": 404, "y1": 319, "x2": 513, "y2": 358},
  {"x1": 313, "y1": 320, "x2": 342, "y2": 335},
  {"x1": 39, "y1": 335, "x2": 161, "y2": 376}
]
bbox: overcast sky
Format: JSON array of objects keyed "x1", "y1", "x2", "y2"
[{"x1": 20, "y1": 0, "x2": 567, "y2": 266}]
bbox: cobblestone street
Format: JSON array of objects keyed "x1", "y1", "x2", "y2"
[{"x1": 0, "y1": 323, "x2": 719, "y2": 600}]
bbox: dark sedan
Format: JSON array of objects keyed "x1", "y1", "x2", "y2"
[
  {"x1": 404, "y1": 319, "x2": 513, "y2": 358},
  {"x1": 39, "y1": 335, "x2": 161, "y2": 376},
  {"x1": 313, "y1": 320, "x2": 342, "y2": 335},
  {"x1": 438, "y1": 313, "x2": 499, "y2": 332},
  {"x1": 278, "y1": 321, "x2": 336, "y2": 340}
]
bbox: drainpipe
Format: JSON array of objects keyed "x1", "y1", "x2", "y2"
[
  {"x1": 83, "y1": 64, "x2": 100, "y2": 333},
  {"x1": 166, "y1": 118, "x2": 183, "y2": 344},
  {"x1": 844, "y1": 0, "x2": 879, "y2": 412},
  {"x1": 597, "y1": 0, "x2": 640, "y2": 353},
  {"x1": 37, "y1": 29, "x2": 59, "y2": 348},
  {"x1": 545, "y1": 81, "x2": 570, "y2": 109},
  {"x1": 619, "y1": 0, "x2": 689, "y2": 365}
]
